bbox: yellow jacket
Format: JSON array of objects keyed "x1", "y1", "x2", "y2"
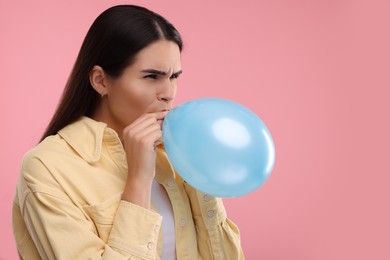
[{"x1": 13, "y1": 116, "x2": 244, "y2": 259}]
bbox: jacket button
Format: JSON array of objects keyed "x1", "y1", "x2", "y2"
[
  {"x1": 203, "y1": 195, "x2": 212, "y2": 202},
  {"x1": 180, "y1": 218, "x2": 187, "y2": 227},
  {"x1": 147, "y1": 242, "x2": 155, "y2": 250},
  {"x1": 167, "y1": 179, "x2": 175, "y2": 187},
  {"x1": 207, "y1": 210, "x2": 216, "y2": 218}
]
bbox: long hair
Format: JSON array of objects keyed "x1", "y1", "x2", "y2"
[{"x1": 40, "y1": 5, "x2": 183, "y2": 142}]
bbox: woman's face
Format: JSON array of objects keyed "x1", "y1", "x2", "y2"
[{"x1": 96, "y1": 40, "x2": 182, "y2": 135}]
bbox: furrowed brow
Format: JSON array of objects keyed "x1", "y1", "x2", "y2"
[
  {"x1": 141, "y1": 69, "x2": 167, "y2": 75},
  {"x1": 172, "y1": 70, "x2": 183, "y2": 77}
]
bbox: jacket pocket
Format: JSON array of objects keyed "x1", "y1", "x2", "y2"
[{"x1": 83, "y1": 193, "x2": 121, "y2": 243}]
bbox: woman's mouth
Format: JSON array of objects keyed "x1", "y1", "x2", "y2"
[{"x1": 157, "y1": 118, "x2": 164, "y2": 126}]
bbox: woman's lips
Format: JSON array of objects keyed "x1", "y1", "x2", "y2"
[
  {"x1": 157, "y1": 118, "x2": 164, "y2": 126},
  {"x1": 155, "y1": 109, "x2": 170, "y2": 127}
]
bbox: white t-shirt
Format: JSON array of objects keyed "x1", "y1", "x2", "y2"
[{"x1": 151, "y1": 179, "x2": 177, "y2": 260}]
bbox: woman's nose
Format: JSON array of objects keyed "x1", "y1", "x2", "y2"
[{"x1": 157, "y1": 81, "x2": 176, "y2": 102}]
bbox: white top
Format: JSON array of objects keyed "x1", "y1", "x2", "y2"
[{"x1": 151, "y1": 179, "x2": 177, "y2": 260}]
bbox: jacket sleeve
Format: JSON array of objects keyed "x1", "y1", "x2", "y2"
[
  {"x1": 183, "y1": 182, "x2": 245, "y2": 260},
  {"x1": 16, "y1": 157, "x2": 162, "y2": 260}
]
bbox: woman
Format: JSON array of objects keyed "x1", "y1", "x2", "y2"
[{"x1": 13, "y1": 5, "x2": 244, "y2": 260}]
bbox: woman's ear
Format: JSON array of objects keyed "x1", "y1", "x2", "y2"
[{"x1": 89, "y1": 65, "x2": 108, "y2": 97}]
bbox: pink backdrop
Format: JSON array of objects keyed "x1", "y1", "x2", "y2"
[{"x1": 1, "y1": 0, "x2": 390, "y2": 259}]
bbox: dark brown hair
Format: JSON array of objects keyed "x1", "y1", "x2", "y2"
[{"x1": 40, "y1": 5, "x2": 183, "y2": 141}]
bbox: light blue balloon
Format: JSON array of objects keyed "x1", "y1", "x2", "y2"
[{"x1": 162, "y1": 98, "x2": 275, "y2": 198}]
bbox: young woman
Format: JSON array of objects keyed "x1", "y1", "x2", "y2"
[{"x1": 12, "y1": 5, "x2": 244, "y2": 259}]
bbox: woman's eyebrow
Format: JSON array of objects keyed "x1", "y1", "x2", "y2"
[
  {"x1": 171, "y1": 70, "x2": 183, "y2": 77},
  {"x1": 141, "y1": 69, "x2": 167, "y2": 75},
  {"x1": 141, "y1": 69, "x2": 182, "y2": 75}
]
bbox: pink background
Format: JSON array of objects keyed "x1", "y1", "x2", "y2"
[{"x1": 1, "y1": 0, "x2": 390, "y2": 259}]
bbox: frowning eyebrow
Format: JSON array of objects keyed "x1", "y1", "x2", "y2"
[{"x1": 141, "y1": 69, "x2": 183, "y2": 76}]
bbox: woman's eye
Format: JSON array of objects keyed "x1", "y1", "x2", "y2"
[
  {"x1": 170, "y1": 74, "x2": 180, "y2": 79},
  {"x1": 144, "y1": 74, "x2": 158, "y2": 79}
]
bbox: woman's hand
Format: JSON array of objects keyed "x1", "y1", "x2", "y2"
[{"x1": 121, "y1": 111, "x2": 168, "y2": 208}]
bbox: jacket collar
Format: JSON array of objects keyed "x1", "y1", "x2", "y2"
[
  {"x1": 57, "y1": 116, "x2": 176, "y2": 182},
  {"x1": 57, "y1": 116, "x2": 115, "y2": 163}
]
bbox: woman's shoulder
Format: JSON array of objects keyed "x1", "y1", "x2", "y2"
[
  {"x1": 23, "y1": 134, "x2": 69, "y2": 163},
  {"x1": 18, "y1": 135, "x2": 74, "y2": 196},
  {"x1": 23, "y1": 116, "x2": 108, "y2": 165},
  {"x1": 19, "y1": 119, "x2": 101, "y2": 192},
  {"x1": 20, "y1": 134, "x2": 71, "y2": 177}
]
